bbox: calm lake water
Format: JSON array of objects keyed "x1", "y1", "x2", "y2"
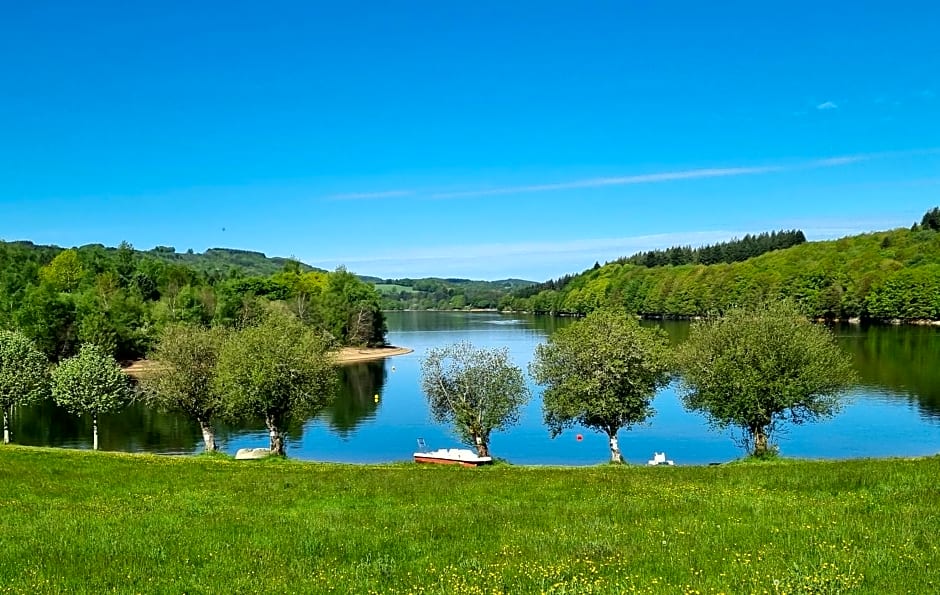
[{"x1": 11, "y1": 311, "x2": 940, "y2": 465}]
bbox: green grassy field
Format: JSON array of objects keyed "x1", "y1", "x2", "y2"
[{"x1": 0, "y1": 447, "x2": 937, "y2": 594}]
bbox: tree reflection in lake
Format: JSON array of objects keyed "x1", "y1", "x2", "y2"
[
  {"x1": 12, "y1": 399, "x2": 202, "y2": 453},
  {"x1": 322, "y1": 361, "x2": 387, "y2": 437},
  {"x1": 834, "y1": 323, "x2": 940, "y2": 419}
]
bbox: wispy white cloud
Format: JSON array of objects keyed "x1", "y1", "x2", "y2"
[
  {"x1": 816, "y1": 101, "x2": 839, "y2": 110},
  {"x1": 326, "y1": 190, "x2": 414, "y2": 200},
  {"x1": 809, "y1": 156, "x2": 866, "y2": 167},
  {"x1": 429, "y1": 166, "x2": 782, "y2": 200},
  {"x1": 323, "y1": 148, "x2": 936, "y2": 203}
]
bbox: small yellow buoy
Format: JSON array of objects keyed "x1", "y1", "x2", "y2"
[{"x1": 374, "y1": 394, "x2": 380, "y2": 403}]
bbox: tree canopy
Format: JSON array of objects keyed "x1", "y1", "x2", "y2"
[
  {"x1": 677, "y1": 300, "x2": 857, "y2": 456},
  {"x1": 0, "y1": 330, "x2": 49, "y2": 444},
  {"x1": 214, "y1": 310, "x2": 337, "y2": 456},
  {"x1": 530, "y1": 309, "x2": 672, "y2": 462},
  {"x1": 503, "y1": 218, "x2": 940, "y2": 321},
  {"x1": 142, "y1": 323, "x2": 229, "y2": 451},
  {"x1": 51, "y1": 344, "x2": 132, "y2": 450},
  {"x1": 420, "y1": 342, "x2": 529, "y2": 458},
  {"x1": 0, "y1": 240, "x2": 386, "y2": 362}
]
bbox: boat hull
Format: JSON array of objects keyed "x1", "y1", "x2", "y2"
[{"x1": 413, "y1": 449, "x2": 493, "y2": 467}]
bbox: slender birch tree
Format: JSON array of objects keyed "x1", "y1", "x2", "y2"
[
  {"x1": 51, "y1": 344, "x2": 131, "y2": 450},
  {"x1": 0, "y1": 330, "x2": 49, "y2": 444}
]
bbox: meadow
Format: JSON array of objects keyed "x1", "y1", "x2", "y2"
[{"x1": 0, "y1": 447, "x2": 937, "y2": 594}]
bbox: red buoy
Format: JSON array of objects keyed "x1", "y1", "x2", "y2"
[{"x1": 576, "y1": 434, "x2": 583, "y2": 442}]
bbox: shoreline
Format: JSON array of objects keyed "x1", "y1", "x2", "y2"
[
  {"x1": 121, "y1": 345, "x2": 413, "y2": 377},
  {"x1": 336, "y1": 345, "x2": 413, "y2": 364}
]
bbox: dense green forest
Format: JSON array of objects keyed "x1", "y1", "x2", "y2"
[
  {"x1": 374, "y1": 277, "x2": 536, "y2": 310},
  {"x1": 504, "y1": 219, "x2": 940, "y2": 322},
  {"x1": 0, "y1": 241, "x2": 385, "y2": 363},
  {"x1": 618, "y1": 229, "x2": 806, "y2": 267}
]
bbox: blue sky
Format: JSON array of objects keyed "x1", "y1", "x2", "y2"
[{"x1": 1, "y1": 1, "x2": 938, "y2": 280}]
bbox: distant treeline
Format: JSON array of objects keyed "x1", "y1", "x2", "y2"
[
  {"x1": 503, "y1": 210, "x2": 940, "y2": 322},
  {"x1": 619, "y1": 229, "x2": 806, "y2": 268},
  {"x1": 0, "y1": 241, "x2": 385, "y2": 363},
  {"x1": 375, "y1": 277, "x2": 535, "y2": 310},
  {"x1": 511, "y1": 230, "x2": 806, "y2": 302}
]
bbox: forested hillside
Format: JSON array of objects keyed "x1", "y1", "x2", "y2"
[
  {"x1": 146, "y1": 245, "x2": 322, "y2": 277},
  {"x1": 503, "y1": 225, "x2": 940, "y2": 322},
  {"x1": 0, "y1": 241, "x2": 385, "y2": 363},
  {"x1": 376, "y1": 277, "x2": 536, "y2": 310},
  {"x1": 618, "y1": 229, "x2": 806, "y2": 268}
]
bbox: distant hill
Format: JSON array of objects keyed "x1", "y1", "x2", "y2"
[
  {"x1": 375, "y1": 277, "x2": 538, "y2": 310},
  {"x1": 0, "y1": 240, "x2": 322, "y2": 278},
  {"x1": 503, "y1": 221, "x2": 940, "y2": 322},
  {"x1": 0, "y1": 239, "x2": 537, "y2": 311},
  {"x1": 144, "y1": 246, "x2": 323, "y2": 277}
]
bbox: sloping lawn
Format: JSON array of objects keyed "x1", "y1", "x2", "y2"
[{"x1": 1, "y1": 447, "x2": 938, "y2": 594}]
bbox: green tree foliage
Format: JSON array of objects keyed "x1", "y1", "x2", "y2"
[
  {"x1": 620, "y1": 230, "x2": 806, "y2": 268},
  {"x1": 677, "y1": 300, "x2": 857, "y2": 457},
  {"x1": 504, "y1": 226, "x2": 940, "y2": 321},
  {"x1": 319, "y1": 268, "x2": 386, "y2": 346},
  {"x1": 51, "y1": 344, "x2": 132, "y2": 450},
  {"x1": 142, "y1": 324, "x2": 228, "y2": 452},
  {"x1": 13, "y1": 285, "x2": 79, "y2": 360},
  {"x1": 920, "y1": 206, "x2": 940, "y2": 231},
  {"x1": 529, "y1": 309, "x2": 672, "y2": 462},
  {"x1": 214, "y1": 310, "x2": 337, "y2": 456},
  {"x1": 0, "y1": 330, "x2": 49, "y2": 444},
  {"x1": 39, "y1": 249, "x2": 86, "y2": 292},
  {"x1": 0, "y1": 240, "x2": 387, "y2": 361},
  {"x1": 420, "y1": 342, "x2": 530, "y2": 458}
]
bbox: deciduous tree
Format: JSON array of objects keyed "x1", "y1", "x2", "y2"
[
  {"x1": 39, "y1": 249, "x2": 85, "y2": 293},
  {"x1": 0, "y1": 330, "x2": 49, "y2": 444},
  {"x1": 420, "y1": 342, "x2": 529, "y2": 458},
  {"x1": 142, "y1": 323, "x2": 228, "y2": 451},
  {"x1": 215, "y1": 311, "x2": 337, "y2": 456},
  {"x1": 51, "y1": 344, "x2": 132, "y2": 450},
  {"x1": 677, "y1": 300, "x2": 857, "y2": 457},
  {"x1": 530, "y1": 309, "x2": 672, "y2": 462}
]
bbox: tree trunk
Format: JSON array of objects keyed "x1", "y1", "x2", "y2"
[
  {"x1": 2, "y1": 407, "x2": 9, "y2": 444},
  {"x1": 751, "y1": 425, "x2": 769, "y2": 456},
  {"x1": 473, "y1": 432, "x2": 490, "y2": 458},
  {"x1": 92, "y1": 411, "x2": 99, "y2": 451},
  {"x1": 608, "y1": 432, "x2": 622, "y2": 463},
  {"x1": 198, "y1": 419, "x2": 217, "y2": 452},
  {"x1": 266, "y1": 415, "x2": 286, "y2": 456}
]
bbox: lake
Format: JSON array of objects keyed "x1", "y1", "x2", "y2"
[{"x1": 10, "y1": 311, "x2": 940, "y2": 465}]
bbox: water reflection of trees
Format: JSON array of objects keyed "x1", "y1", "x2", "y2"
[
  {"x1": 833, "y1": 323, "x2": 940, "y2": 419},
  {"x1": 537, "y1": 317, "x2": 940, "y2": 420},
  {"x1": 13, "y1": 399, "x2": 203, "y2": 453},
  {"x1": 322, "y1": 361, "x2": 387, "y2": 437}
]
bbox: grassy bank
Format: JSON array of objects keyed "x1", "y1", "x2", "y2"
[{"x1": 1, "y1": 448, "x2": 938, "y2": 594}]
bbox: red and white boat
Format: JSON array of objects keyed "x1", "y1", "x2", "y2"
[{"x1": 413, "y1": 448, "x2": 492, "y2": 467}]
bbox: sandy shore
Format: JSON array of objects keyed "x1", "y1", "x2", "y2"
[
  {"x1": 122, "y1": 345, "x2": 413, "y2": 378},
  {"x1": 335, "y1": 346, "x2": 413, "y2": 364}
]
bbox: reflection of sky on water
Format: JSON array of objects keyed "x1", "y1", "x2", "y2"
[{"x1": 14, "y1": 312, "x2": 940, "y2": 465}]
